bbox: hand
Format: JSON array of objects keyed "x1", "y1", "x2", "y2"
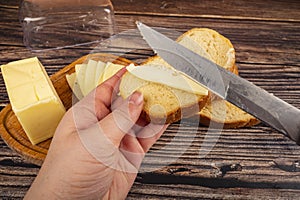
[{"x1": 25, "y1": 68, "x2": 168, "y2": 199}]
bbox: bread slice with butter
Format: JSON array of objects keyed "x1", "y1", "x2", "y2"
[
  {"x1": 143, "y1": 28, "x2": 259, "y2": 128},
  {"x1": 120, "y1": 64, "x2": 208, "y2": 124}
]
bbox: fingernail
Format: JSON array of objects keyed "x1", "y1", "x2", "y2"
[{"x1": 130, "y1": 92, "x2": 143, "y2": 106}]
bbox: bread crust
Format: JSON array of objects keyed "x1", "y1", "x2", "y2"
[
  {"x1": 141, "y1": 94, "x2": 208, "y2": 124},
  {"x1": 198, "y1": 100, "x2": 260, "y2": 128}
]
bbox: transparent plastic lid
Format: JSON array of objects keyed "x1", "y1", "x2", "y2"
[{"x1": 19, "y1": 0, "x2": 116, "y2": 51}]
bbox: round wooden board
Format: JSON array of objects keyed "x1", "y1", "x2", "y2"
[{"x1": 0, "y1": 53, "x2": 133, "y2": 166}]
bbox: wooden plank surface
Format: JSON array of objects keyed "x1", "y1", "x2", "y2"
[
  {"x1": 112, "y1": 0, "x2": 300, "y2": 22},
  {"x1": 0, "y1": 0, "x2": 300, "y2": 199}
]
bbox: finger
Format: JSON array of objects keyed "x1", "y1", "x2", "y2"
[
  {"x1": 77, "y1": 123, "x2": 118, "y2": 168},
  {"x1": 112, "y1": 96, "x2": 148, "y2": 137},
  {"x1": 117, "y1": 123, "x2": 168, "y2": 170},
  {"x1": 77, "y1": 122, "x2": 139, "y2": 174},
  {"x1": 112, "y1": 96, "x2": 149, "y2": 136},
  {"x1": 71, "y1": 68, "x2": 127, "y2": 130},
  {"x1": 99, "y1": 92, "x2": 144, "y2": 147},
  {"x1": 119, "y1": 134, "x2": 145, "y2": 170},
  {"x1": 111, "y1": 95, "x2": 125, "y2": 111},
  {"x1": 94, "y1": 67, "x2": 127, "y2": 109},
  {"x1": 137, "y1": 123, "x2": 169, "y2": 153},
  {"x1": 111, "y1": 96, "x2": 143, "y2": 138}
]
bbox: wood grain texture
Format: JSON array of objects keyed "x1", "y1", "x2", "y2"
[
  {"x1": 112, "y1": 0, "x2": 300, "y2": 22},
  {"x1": 128, "y1": 182, "x2": 300, "y2": 199},
  {"x1": 0, "y1": 0, "x2": 299, "y2": 199}
]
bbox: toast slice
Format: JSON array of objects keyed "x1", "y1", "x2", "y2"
[
  {"x1": 177, "y1": 28, "x2": 236, "y2": 72},
  {"x1": 199, "y1": 99, "x2": 260, "y2": 128},
  {"x1": 143, "y1": 28, "x2": 259, "y2": 128},
  {"x1": 119, "y1": 65, "x2": 208, "y2": 124}
]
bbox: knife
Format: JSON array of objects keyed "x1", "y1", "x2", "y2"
[{"x1": 136, "y1": 21, "x2": 300, "y2": 145}]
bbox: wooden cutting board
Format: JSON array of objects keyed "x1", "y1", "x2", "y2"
[{"x1": 0, "y1": 53, "x2": 132, "y2": 166}]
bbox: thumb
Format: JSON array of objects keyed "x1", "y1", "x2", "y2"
[{"x1": 99, "y1": 92, "x2": 144, "y2": 147}]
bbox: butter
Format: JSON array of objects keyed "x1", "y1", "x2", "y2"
[
  {"x1": 99, "y1": 62, "x2": 124, "y2": 84},
  {"x1": 66, "y1": 60, "x2": 108, "y2": 99},
  {"x1": 84, "y1": 59, "x2": 98, "y2": 96},
  {"x1": 127, "y1": 64, "x2": 208, "y2": 96},
  {"x1": 66, "y1": 72, "x2": 83, "y2": 100},
  {"x1": 94, "y1": 60, "x2": 106, "y2": 86},
  {"x1": 75, "y1": 63, "x2": 87, "y2": 96},
  {"x1": 1, "y1": 57, "x2": 66, "y2": 145}
]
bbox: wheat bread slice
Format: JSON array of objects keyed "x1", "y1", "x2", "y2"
[
  {"x1": 143, "y1": 28, "x2": 259, "y2": 128},
  {"x1": 198, "y1": 99, "x2": 260, "y2": 128},
  {"x1": 177, "y1": 28, "x2": 236, "y2": 72},
  {"x1": 119, "y1": 67, "x2": 208, "y2": 124}
]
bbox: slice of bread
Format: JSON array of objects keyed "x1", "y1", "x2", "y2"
[
  {"x1": 198, "y1": 99, "x2": 260, "y2": 128},
  {"x1": 120, "y1": 66, "x2": 208, "y2": 124},
  {"x1": 177, "y1": 28, "x2": 236, "y2": 72},
  {"x1": 143, "y1": 28, "x2": 259, "y2": 128}
]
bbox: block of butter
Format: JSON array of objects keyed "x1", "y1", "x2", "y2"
[{"x1": 1, "y1": 57, "x2": 66, "y2": 145}]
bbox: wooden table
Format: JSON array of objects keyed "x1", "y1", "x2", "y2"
[{"x1": 1, "y1": 0, "x2": 300, "y2": 199}]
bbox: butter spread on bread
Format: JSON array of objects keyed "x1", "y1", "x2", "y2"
[
  {"x1": 126, "y1": 64, "x2": 208, "y2": 96},
  {"x1": 120, "y1": 65, "x2": 208, "y2": 124}
]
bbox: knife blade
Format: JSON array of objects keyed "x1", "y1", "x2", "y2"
[{"x1": 137, "y1": 21, "x2": 300, "y2": 144}]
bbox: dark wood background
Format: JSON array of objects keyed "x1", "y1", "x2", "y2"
[{"x1": 1, "y1": 0, "x2": 300, "y2": 199}]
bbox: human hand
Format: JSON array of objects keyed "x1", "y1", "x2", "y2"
[{"x1": 25, "y1": 68, "x2": 168, "y2": 199}]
